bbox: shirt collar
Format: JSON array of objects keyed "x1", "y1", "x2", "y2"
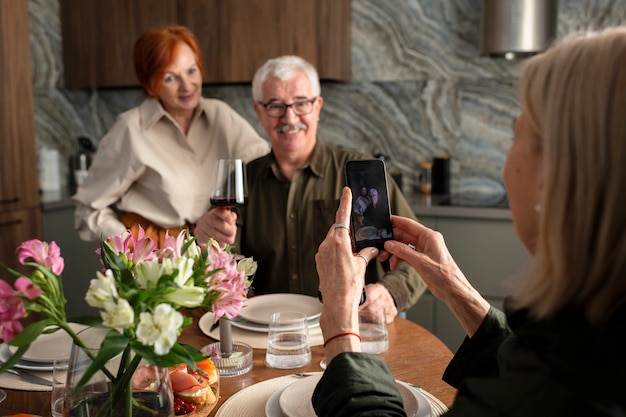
[
  {"x1": 266, "y1": 139, "x2": 327, "y2": 180},
  {"x1": 140, "y1": 97, "x2": 206, "y2": 131}
]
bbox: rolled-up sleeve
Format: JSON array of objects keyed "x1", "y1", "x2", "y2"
[{"x1": 72, "y1": 121, "x2": 140, "y2": 241}]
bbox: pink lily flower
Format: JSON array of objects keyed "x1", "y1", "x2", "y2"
[
  {"x1": 105, "y1": 232, "x2": 132, "y2": 254},
  {"x1": 206, "y1": 243, "x2": 238, "y2": 273},
  {"x1": 127, "y1": 227, "x2": 155, "y2": 263},
  {"x1": 17, "y1": 239, "x2": 64, "y2": 275},
  {"x1": 0, "y1": 280, "x2": 26, "y2": 342},
  {"x1": 159, "y1": 230, "x2": 186, "y2": 258},
  {"x1": 104, "y1": 227, "x2": 155, "y2": 264},
  {"x1": 212, "y1": 286, "x2": 245, "y2": 320},
  {"x1": 14, "y1": 277, "x2": 42, "y2": 300}
]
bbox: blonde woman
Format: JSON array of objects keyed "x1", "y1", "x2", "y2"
[{"x1": 313, "y1": 27, "x2": 626, "y2": 416}]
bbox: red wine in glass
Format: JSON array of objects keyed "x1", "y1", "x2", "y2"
[
  {"x1": 209, "y1": 195, "x2": 249, "y2": 208},
  {"x1": 211, "y1": 159, "x2": 248, "y2": 209}
]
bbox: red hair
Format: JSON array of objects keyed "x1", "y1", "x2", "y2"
[{"x1": 133, "y1": 25, "x2": 204, "y2": 96}]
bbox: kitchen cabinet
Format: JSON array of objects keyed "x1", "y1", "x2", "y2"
[
  {"x1": 60, "y1": 0, "x2": 351, "y2": 88},
  {"x1": 406, "y1": 214, "x2": 530, "y2": 352},
  {"x1": 0, "y1": 0, "x2": 42, "y2": 275}
]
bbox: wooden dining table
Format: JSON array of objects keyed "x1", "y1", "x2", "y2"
[{"x1": 0, "y1": 309, "x2": 457, "y2": 416}]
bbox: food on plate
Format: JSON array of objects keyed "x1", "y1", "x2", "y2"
[{"x1": 169, "y1": 358, "x2": 219, "y2": 415}]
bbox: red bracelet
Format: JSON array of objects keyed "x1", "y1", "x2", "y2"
[{"x1": 323, "y1": 331, "x2": 362, "y2": 347}]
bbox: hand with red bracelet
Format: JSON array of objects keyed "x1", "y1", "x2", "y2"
[{"x1": 315, "y1": 187, "x2": 379, "y2": 364}]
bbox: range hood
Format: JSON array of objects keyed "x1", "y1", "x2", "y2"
[{"x1": 480, "y1": 0, "x2": 558, "y2": 59}]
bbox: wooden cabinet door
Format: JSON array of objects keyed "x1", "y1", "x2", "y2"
[
  {"x1": 0, "y1": 0, "x2": 43, "y2": 275},
  {"x1": 0, "y1": 0, "x2": 40, "y2": 211},
  {"x1": 60, "y1": 0, "x2": 351, "y2": 87},
  {"x1": 0, "y1": 209, "x2": 42, "y2": 275}
]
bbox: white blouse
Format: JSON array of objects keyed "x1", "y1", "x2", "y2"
[{"x1": 73, "y1": 97, "x2": 269, "y2": 241}]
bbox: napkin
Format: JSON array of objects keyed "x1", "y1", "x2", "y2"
[{"x1": 0, "y1": 371, "x2": 52, "y2": 392}]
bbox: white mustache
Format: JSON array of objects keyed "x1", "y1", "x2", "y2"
[{"x1": 276, "y1": 123, "x2": 307, "y2": 134}]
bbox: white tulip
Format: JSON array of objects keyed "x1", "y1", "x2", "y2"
[
  {"x1": 101, "y1": 298, "x2": 134, "y2": 329},
  {"x1": 136, "y1": 304, "x2": 183, "y2": 355},
  {"x1": 85, "y1": 269, "x2": 118, "y2": 308}
]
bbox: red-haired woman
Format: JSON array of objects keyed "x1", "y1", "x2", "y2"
[{"x1": 73, "y1": 26, "x2": 269, "y2": 247}]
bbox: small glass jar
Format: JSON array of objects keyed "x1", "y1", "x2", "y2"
[{"x1": 419, "y1": 162, "x2": 433, "y2": 195}]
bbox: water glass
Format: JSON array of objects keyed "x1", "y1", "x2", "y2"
[
  {"x1": 266, "y1": 311, "x2": 311, "y2": 369},
  {"x1": 359, "y1": 307, "x2": 389, "y2": 354},
  {"x1": 51, "y1": 357, "x2": 68, "y2": 417}
]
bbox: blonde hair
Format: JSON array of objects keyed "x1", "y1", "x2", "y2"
[{"x1": 513, "y1": 27, "x2": 626, "y2": 324}]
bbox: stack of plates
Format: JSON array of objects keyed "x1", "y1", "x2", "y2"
[
  {"x1": 198, "y1": 294, "x2": 325, "y2": 348},
  {"x1": 0, "y1": 323, "x2": 88, "y2": 371},
  {"x1": 265, "y1": 373, "x2": 432, "y2": 417},
  {"x1": 230, "y1": 294, "x2": 322, "y2": 333}
]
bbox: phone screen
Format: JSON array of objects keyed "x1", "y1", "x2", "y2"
[{"x1": 344, "y1": 159, "x2": 393, "y2": 250}]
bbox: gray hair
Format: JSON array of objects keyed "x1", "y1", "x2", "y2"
[{"x1": 251, "y1": 55, "x2": 321, "y2": 102}]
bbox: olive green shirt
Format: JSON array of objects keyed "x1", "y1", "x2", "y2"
[{"x1": 233, "y1": 140, "x2": 426, "y2": 311}]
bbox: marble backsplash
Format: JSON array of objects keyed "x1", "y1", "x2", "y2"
[{"x1": 28, "y1": 0, "x2": 626, "y2": 197}]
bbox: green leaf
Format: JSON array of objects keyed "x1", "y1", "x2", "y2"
[
  {"x1": 7, "y1": 320, "x2": 52, "y2": 347},
  {"x1": 0, "y1": 262, "x2": 25, "y2": 279},
  {"x1": 74, "y1": 330, "x2": 129, "y2": 389},
  {"x1": 66, "y1": 316, "x2": 104, "y2": 327}
]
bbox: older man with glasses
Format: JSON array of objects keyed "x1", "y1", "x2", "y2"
[{"x1": 195, "y1": 55, "x2": 425, "y2": 323}]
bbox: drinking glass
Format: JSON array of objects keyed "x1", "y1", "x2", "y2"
[
  {"x1": 210, "y1": 159, "x2": 248, "y2": 208},
  {"x1": 359, "y1": 307, "x2": 389, "y2": 354},
  {"x1": 65, "y1": 327, "x2": 173, "y2": 416},
  {"x1": 0, "y1": 389, "x2": 6, "y2": 403},
  {"x1": 266, "y1": 311, "x2": 311, "y2": 369},
  {"x1": 51, "y1": 357, "x2": 68, "y2": 417}
]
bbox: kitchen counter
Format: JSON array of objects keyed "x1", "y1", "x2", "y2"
[
  {"x1": 40, "y1": 187, "x2": 75, "y2": 211},
  {"x1": 407, "y1": 193, "x2": 512, "y2": 220}
]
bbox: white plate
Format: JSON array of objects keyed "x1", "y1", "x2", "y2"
[
  {"x1": 356, "y1": 226, "x2": 378, "y2": 240},
  {"x1": 7, "y1": 323, "x2": 88, "y2": 363},
  {"x1": 275, "y1": 373, "x2": 430, "y2": 417},
  {"x1": 0, "y1": 344, "x2": 55, "y2": 371},
  {"x1": 265, "y1": 384, "x2": 287, "y2": 417},
  {"x1": 238, "y1": 294, "x2": 322, "y2": 325},
  {"x1": 197, "y1": 312, "x2": 320, "y2": 335},
  {"x1": 231, "y1": 317, "x2": 320, "y2": 333}
]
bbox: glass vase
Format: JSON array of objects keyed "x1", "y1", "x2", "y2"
[{"x1": 64, "y1": 327, "x2": 174, "y2": 417}]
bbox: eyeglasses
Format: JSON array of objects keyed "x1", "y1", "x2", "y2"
[{"x1": 257, "y1": 97, "x2": 318, "y2": 118}]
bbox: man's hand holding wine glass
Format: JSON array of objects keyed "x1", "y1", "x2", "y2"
[
  {"x1": 196, "y1": 159, "x2": 248, "y2": 249},
  {"x1": 210, "y1": 159, "x2": 248, "y2": 208}
]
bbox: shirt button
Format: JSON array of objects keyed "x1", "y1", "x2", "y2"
[
  {"x1": 291, "y1": 274, "x2": 298, "y2": 280},
  {"x1": 289, "y1": 213, "x2": 296, "y2": 219}
]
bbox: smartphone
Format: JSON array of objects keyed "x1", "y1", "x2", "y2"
[{"x1": 344, "y1": 159, "x2": 394, "y2": 250}]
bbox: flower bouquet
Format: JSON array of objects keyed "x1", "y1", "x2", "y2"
[{"x1": 0, "y1": 228, "x2": 256, "y2": 416}]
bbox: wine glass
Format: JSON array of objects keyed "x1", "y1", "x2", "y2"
[
  {"x1": 208, "y1": 159, "x2": 253, "y2": 376},
  {"x1": 0, "y1": 389, "x2": 6, "y2": 403},
  {"x1": 210, "y1": 159, "x2": 248, "y2": 209}
]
